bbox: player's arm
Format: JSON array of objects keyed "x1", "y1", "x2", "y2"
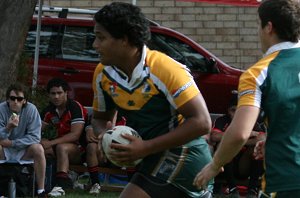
[
  {"x1": 193, "y1": 105, "x2": 260, "y2": 189},
  {"x1": 148, "y1": 93, "x2": 210, "y2": 151},
  {"x1": 112, "y1": 93, "x2": 211, "y2": 161},
  {"x1": 213, "y1": 106, "x2": 260, "y2": 167}
]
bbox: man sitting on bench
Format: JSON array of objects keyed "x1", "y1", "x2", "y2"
[{"x1": 40, "y1": 78, "x2": 88, "y2": 197}]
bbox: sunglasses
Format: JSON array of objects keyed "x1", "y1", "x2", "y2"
[{"x1": 9, "y1": 96, "x2": 25, "y2": 102}]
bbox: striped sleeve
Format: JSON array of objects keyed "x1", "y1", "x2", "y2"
[
  {"x1": 92, "y1": 63, "x2": 106, "y2": 112},
  {"x1": 147, "y1": 50, "x2": 199, "y2": 109},
  {"x1": 238, "y1": 52, "x2": 278, "y2": 108}
]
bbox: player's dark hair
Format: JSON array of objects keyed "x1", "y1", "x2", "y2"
[
  {"x1": 94, "y1": 2, "x2": 151, "y2": 50},
  {"x1": 258, "y1": 0, "x2": 300, "y2": 42}
]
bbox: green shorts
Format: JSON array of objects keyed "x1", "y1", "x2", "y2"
[{"x1": 137, "y1": 138, "x2": 213, "y2": 197}]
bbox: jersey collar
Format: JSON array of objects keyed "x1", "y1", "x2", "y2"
[
  {"x1": 264, "y1": 40, "x2": 300, "y2": 57},
  {"x1": 128, "y1": 45, "x2": 147, "y2": 87}
]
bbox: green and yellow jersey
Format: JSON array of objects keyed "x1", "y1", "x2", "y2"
[
  {"x1": 92, "y1": 46, "x2": 213, "y2": 197},
  {"x1": 238, "y1": 42, "x2": 300, "y2": 193}
]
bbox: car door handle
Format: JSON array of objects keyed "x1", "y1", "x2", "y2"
[{"x1": 59, "y1": 68, "x2": 80, "y2": 74}]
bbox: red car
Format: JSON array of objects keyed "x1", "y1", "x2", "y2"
[{"x1": 24, "y1": 7, "x2": 242, "y2": 114}]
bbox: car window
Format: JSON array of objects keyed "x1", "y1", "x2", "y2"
[
  {"x1": 60, "y1": 26, "x2": 98, "y2": 62},
  {"x1": 147, "y1": 32, "x2": 210, "y2": 72},
  {"x1": 24, "y1": 25, "x2": 60, "y2": 58}
]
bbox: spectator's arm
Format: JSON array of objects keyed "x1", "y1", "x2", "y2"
[
  {"x1": 210, "y1": 129, "x2": 224, "y2": 143},
  {"x1": 48, "y1": 122, "x2": 84, "y2": 146},
  {"x1": 11, "y1": 104, "x2": 41, "y2": 150},
  {"x1": 245, "y1": 131, "x2": 266, "y2": 146},
  {"x1": 92, "y1": 110, "x2": 117, "y2": 136}
]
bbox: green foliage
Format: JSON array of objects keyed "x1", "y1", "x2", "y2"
[
  {"x1": 16, "y1": 52, "x2": 49, "y2": 111},
  {"x1": 27, "y1": 87, "x2": 49, "y2": 113}
]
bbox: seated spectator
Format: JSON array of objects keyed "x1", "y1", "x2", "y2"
[
  {"x1": 0, "y1": 83, "x2": 47, "y2": 198},
  {"x1": 40, "y1": 78, "x2": 88, "y2": 196},
  {"x1": 84, "y1": 116, "x2": 102, "y2": 195},
  {"x1": 84, "y1": 114, "x2": 127, "y2": 195},
  {"x1": 210, "y1": 96, "x2": 265, "y2": 198}
]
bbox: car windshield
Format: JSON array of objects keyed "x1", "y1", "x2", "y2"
[{"x1": 147, "y1": 33, "x2": 210, "y2": 72}]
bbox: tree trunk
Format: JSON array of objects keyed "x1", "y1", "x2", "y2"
[{"x1": 0, "y1": 0, "x2": 37, "y2": 100}]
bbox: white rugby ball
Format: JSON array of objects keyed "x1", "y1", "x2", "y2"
[{"x1": 102, "y1": 125, "x2": 142, "y2": 168}]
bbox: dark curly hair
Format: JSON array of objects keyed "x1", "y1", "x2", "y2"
[
  {"x1": 258, "y1": 0, "x2": 300, "y2": 42},
  {"x1": 94, "y1": 2, "x2": 151, "y2": 50},
  {"x1": 46, "y1": 77, "x2": 70, "y2": 93}
]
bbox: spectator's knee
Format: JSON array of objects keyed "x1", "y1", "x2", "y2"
[
  {"x1": 30, "y1": 143, "x2": 45, "y2": 157},
  {"x1": 55, "y1": 143, "x2": 69, "y2": 154},
  {"x1": 86, "y1": 142, "x2": 98, "y2": 155}
]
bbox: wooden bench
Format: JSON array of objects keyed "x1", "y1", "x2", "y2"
[{"x1": 69, "y1": 164, "x2": 128, "y2": 192}]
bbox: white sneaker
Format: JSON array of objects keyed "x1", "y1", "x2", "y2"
[
  {"x1": 73, "y1": 180, "x2": 85, "y2": 190},
  {"x1": 89, "y1": 183, "x2": 101, "y2": 194},
  {"x1": 48, "y1": 187, "x2": 65, "y2": 197}
]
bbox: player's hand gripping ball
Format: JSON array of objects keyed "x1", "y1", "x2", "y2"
[{"x1": 102, "y1": 125, "x2": 142, "y2": 167}]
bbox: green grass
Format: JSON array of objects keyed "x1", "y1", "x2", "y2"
[
  {"x1": 61, "y1": 176, "x2": 123, "y2": 198},
  {"x1": 64, "y1": 189, "x2": 120, "y2": 198}
]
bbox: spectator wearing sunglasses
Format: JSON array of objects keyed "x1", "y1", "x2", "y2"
[{"x1": 0, "y1": 83, "x2": 47, "y2": 198}]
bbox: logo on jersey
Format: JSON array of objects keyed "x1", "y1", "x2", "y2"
[
  {"x1": 172, "y1": 81, "x2": 192, "y2": 98},
  {"x1": 127, "y1": 100, "x2": 135, "y2": 106},
  {"x1": 109, "y1": 82, "x2": 118, "y2": 97}
]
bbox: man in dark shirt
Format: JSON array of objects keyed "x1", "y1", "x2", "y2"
[{"x1": 40, "y1": 78, "x2": 88, "y2": 196}]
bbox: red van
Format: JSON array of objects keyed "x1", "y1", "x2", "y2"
[{"x1": 24, "y1": 7, "x2": 242, "y2": 114}]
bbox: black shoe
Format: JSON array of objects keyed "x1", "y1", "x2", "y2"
[{"x1": 38, "y1": 191, "x2": 48, "y2": 198}]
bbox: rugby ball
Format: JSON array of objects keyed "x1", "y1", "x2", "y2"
[{"x1": 102, "y1": 125, "x2": 142, "y2": 167}]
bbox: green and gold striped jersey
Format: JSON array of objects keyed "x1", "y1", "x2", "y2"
[
  {"x1": 238, "y1": 41, "x2": 300, "y2": 193},
  {"x1": 92, "y1": 46, "x2": 213, "y2": 197},
  {"x1": 92, "y1": 46, "x2": 199, "y2": 140}
]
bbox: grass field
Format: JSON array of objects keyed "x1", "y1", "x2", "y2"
[
  {"x1": 64, "y1": 189, "x2": 120, "y2": 198},
  {"x1": 44, "y1": 174, "x2": 123, "y2": 198}
]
